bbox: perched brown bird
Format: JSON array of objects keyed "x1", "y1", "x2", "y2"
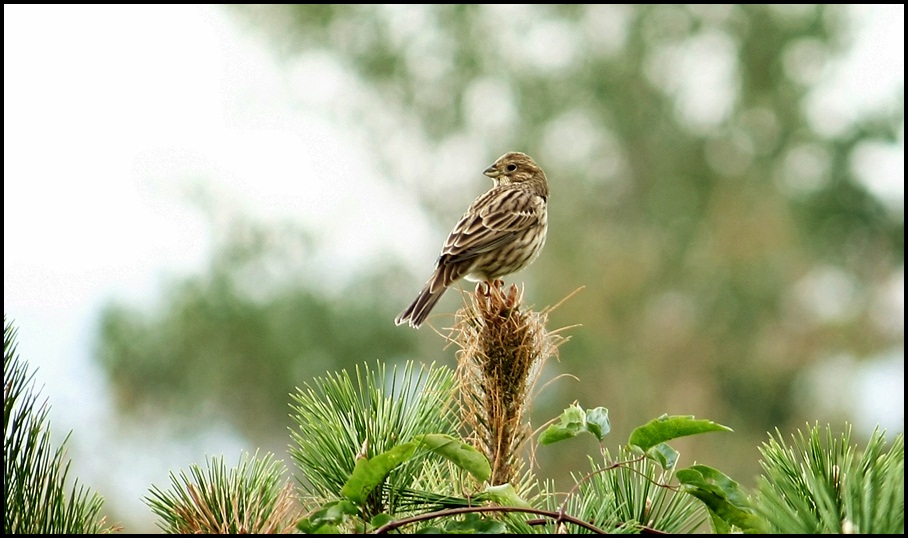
[{"x1": 395, "y1": 151, "x2": 549, "y2": 328}]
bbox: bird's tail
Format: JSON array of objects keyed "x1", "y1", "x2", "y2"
[{"x1": 395, "y1": 284, "x2": 447, "y2": 328}]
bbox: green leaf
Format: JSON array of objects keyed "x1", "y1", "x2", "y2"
[
  {"x1": 298, "y1": 500, "x2": 358, "y2": 533},
  {"x1": 310, "y1": 499, "x2": 358, "y2": 525},
  {"x1": 628, "y1": 415, "x2": 732, "y2": 452},
  {"x1": 705, "y1": 510, "x2": 733, "y2": 534},
  {"x1": 585, "y1": 407, "x2": 611, "y2": 441},
  {"x1": 645, "y1": 442, "x2": 679, "y2": 469},
  {"x1": 539, "y1": 404, "x2": 586, "y2": 444},
  {"x1": 676, "y1": 465, "x2": 766, "y2": 533},
  {"x1": 478, "y1": 483, "x2": 532, "y2": 508},
  {"x1": 539, "y1": 403, "x2": 610, "y2": 445},
  {"x1": 369, "y1": 513, "x2": 394, "y2": 529},
  {"x1": 297, "y1": 520, "x2": 341, "y2": 534},
  {"x1": 415, "y1": 434, "x2": 491, "y2": 482},
  {"x1": 444, "y1": 513, "x2": 507, "y2": 533},
  {"x1": 340, "y1": 442, "x2": 418, "y2": 504}
]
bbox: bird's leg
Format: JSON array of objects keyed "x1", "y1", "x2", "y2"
[
  {"x1": 485, "y1": 279, "x2": 505, "y2": 302},
  {"x1": 493, "y1": 279, "x2": 508, "y2": 304}
]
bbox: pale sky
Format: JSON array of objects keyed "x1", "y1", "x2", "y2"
[{"x1": 4, "y1": 4, "x2": 435, "y2": 529}]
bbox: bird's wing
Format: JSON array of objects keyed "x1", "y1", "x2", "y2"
[{"x1": 441, "y1": 187, "x2": 543, "y2": 264}]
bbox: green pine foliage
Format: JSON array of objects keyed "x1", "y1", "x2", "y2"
[
  {"x1": 289, "y1": 361, "x2": 461, "y2": 523},
  {"x1": 3, "y1": 318, "x2": 113, "y2": 533},
  {"x1": 756, "y1": 424, "x2": 904, "y2": 534},
  {"x1": 5, "y1": 296, "x2": 904, "y2": 534},
  {"x1": 145, "y1": 451, "x2": 300, "y2": 533},
  {"x1": 528, "y1": 451, "x2": 706, "y2": 534}
]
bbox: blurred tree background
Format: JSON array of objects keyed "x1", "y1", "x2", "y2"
[{"x1": 96, "y1": 3, "x2": 903, "y2": 502}]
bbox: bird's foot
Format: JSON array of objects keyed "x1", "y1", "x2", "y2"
[
  {"x1": 504, "y1": 283, "x2": 520, "y2": 309},
  {"x1": 474, "y1": 280, "x2": 521, "y2": 320},
  {"x1": 476, "y1": 279, "x2": 505, "y2": 297},
  {"x1": 476, "y1": 281, "x2": 490, "y2": 297}
]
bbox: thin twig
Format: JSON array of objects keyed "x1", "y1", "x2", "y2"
[
  {"x1": 370, "y1": 505, "x2": 610, "y2": 534},
  {"x1": 557, "y1": 455, "x2": 646, "y2": 517}
]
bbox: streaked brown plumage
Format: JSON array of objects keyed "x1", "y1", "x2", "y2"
[{"x1": 395, "y1": 151, "x2": 549, "y2": 328}]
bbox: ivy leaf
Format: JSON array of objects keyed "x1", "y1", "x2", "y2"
[
  {"x1": 445, "y1": 513, "x2": 507, "y2": 533},
  {"x1": 676, "y1": 464, "x2": 766, "y2": 533},
  {"x1": 369, "y1": 513, "x2": 394, "y2": 530},
  {"x1": 340, "y1": 442, "x2": 418, "y2": 504},
  {"x1": 645, "y1": 442, "x2": 679, "y2": 469},
  {"x1": 298, "y1": 500, "x2": 358, "y2": 533},
  {"x1": 478, "y1": 483, "x2": 532, "y2": 508},
  {"x1": 585, "y1": 407, "x2": 611, "y2": 441},
  {"x1": 415, "y1": 434, "x2": 491, "y2": 482},
  {"x1": 628, "y1": 415, "x2": 732, "y2": 453},
  {"x1": 539, "y1": 404, "x2": 610, "y2": 445}
]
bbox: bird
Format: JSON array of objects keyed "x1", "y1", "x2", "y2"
[{"x1": 395, "y1": 151, "x2": 549, "y2": 328}]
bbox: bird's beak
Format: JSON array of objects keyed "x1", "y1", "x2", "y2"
[{"x1": 483, "y1": 165, "x2": 500, "y2": 178}]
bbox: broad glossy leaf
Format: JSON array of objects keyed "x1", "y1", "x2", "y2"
[
  {"x1": 645, "y1": 442, "x2": 679, "y2": 469},
  {"x1": 415, "y1": 434, "x2": 491, "y2": 482},
  {"x1": 445, "y1": 513, "x2": 507, "y2": 533},
  {"x1": 585, "y1": 406, "x2": 611, "y2": 441},
  {"x1": 540, "y1": 403, "x2": 604, "y2": 445},
  {"x1": 628, "y1": 415, "x2": 732, "y2": 452},
  {"x1": 676, "y1": 465, "x2": 766, "y2": 533},
  {"x1": 340, "y1": 442, "x2": 418, "y2": 504},
  {"x1": 479, "y1": 483, "x2": 532, "y2": 508}
]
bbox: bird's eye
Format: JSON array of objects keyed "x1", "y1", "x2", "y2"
[{"x1": 506, "y1": 164, "x2": 517, "y2": 172}]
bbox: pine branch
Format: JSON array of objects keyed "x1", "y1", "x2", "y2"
[{"x1": 3, "y1": 316, "x2": 114, "y2": 533}]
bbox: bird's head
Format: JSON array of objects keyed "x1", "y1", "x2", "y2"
[{"x1": 483, "y1": 151, "x2": 546, "y2": 188}]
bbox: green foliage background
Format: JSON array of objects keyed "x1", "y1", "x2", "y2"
[{"x1": 95, "y1": 2, "x2": 903, "y2": 512}]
